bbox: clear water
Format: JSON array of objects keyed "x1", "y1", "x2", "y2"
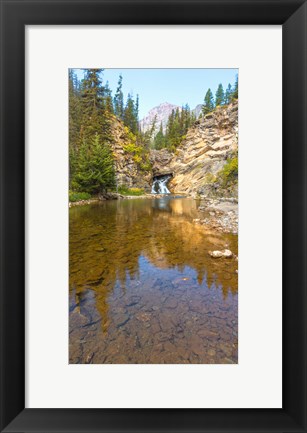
[{"x1": 69, "y1": 197, "x2": 238, "y2": 364}]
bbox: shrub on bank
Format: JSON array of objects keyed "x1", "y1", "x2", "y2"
[
  {"x1": 219, "y1": 154, "x2": 238, "y2": 186},
  {"x1": 117, "y1": 186, "x2": 145, "y2": 196},
  {"x1": 69, "y1": 191, "x2": 92, "y2": 202}
]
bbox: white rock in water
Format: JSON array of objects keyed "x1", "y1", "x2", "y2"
[
  {"x1": 209, "y1": 250, "x2": 223, "y2": 258},
  {"x1": 209, "y1": 249, "x2": 233, "y2": 258}
]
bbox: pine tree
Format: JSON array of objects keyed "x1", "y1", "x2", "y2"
[
  {"x1": 69, "y1": 69, "x2": 82, "y2": 150},
  {"x1": 69, "y1": 69, "x2": 83, "y2": 188},
  {"x1": 104, "y1": 81, "x2": 114, "y2": 115},
  {"x1": 202, "y1": 88, "x2": 214, "y2": 115},
  {"x1": 232, "y1": 74, "x2": 238, "y2": 100},
  {"x1": 134, "y1": 94, "x2": 139, "y2": 123},
  {"x1": 215, "y1": 83, "x2": 225, "y2": 106},
  {"x1": 75, "y1": 134, "x2": 115, "y2": 194},
  {"x1": 69, "y1": 68, "x2": 116, "y2": 193},
  {"x1": 80, "y1": 68, "x2": 114, "y2": 143},
  {"x1": 154, "y1": 122, "x2": 166, "y2": 149},
  {"x1": 225, "y1": 83, "x2": 232, "y2": 105},
  {"x1": 166, "y1": 108, "x2": 182, "y2": 150},
  {"x1": 123, "y1": 93, "x2": 138, "y2": 134},
  {"x1": 113, "y1": 74, "x2": 124, "y2": 119},
  {"x1": 79, "y1": 69, "x2": 104, "y2": 141},
  {"x1": 181, "y1": 104, "x2": 191, "y2": 133}
]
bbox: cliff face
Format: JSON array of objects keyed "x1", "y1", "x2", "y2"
[
  {"x1": 169, "y1": 101, "x2": 238, "y2": 197},
  {"x1": 110, "y1": 118, "x2": 151, "y2": 191},
  {"x1": 111, "y1": 101, "x2": 238, "y2": 195},
  {"x1": 150, "y1": 148, "x2": 173, "y2": 176}
]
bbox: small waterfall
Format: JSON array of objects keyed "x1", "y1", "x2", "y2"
[{"x1": 151, "y1": 174, "x2": 172, "y2": 194}]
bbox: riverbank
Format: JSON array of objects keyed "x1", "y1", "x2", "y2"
[
  {"x1": 193, "y1": 197, "x2": 238, "y2": 234},
  {"x1": 69, "y1": 192, "x2": 176, "y2": 207}
]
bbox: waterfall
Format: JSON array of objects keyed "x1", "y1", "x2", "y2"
[{"x1": 151, "y1": 174, "x2": 171, "y2": 194}]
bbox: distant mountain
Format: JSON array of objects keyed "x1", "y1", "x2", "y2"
[
  {"x1": 140, "y1": 102, "x2": 203, "y2": 135},
  {"x1": 139, "y1": 102, "x2": 180, "y2": 135},
  {"x1": 192, "y1": 104, "x2": 203, "y2": 119}
]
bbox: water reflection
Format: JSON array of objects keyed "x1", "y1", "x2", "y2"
[{"x1": 69, "y1": 197, "x2": 238, "y2": 364}]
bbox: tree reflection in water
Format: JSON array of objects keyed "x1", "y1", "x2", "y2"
[{"x1": 69, "y1": 197, "x2": 238, "y2": 364}]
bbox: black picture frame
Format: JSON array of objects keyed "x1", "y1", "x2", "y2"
[{"x1": 1, "y1": 0, "x2": 306, "y2": 432}]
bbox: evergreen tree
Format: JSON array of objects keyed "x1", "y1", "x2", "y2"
[
  {"x1": 165, "y1": 108, "x2": 183, "y2": 150},
  {"x1": 104, "y1": 81, "x2": 114, "y2": 114},
  {"x1": 181, "y1": 104, "x2": 191, "y2": 134},
  {"x1": 135, "y1": 94, "x2": 139, "y2": 122},
  {"x1": 69, "y1": 69, "x2": 82, "y2": 188},
  {"x1": 225, "y1": 83, "x2": 233, "y2": 105},
  {"x1": 232, "y1": 74, "x2": 238, "y2": 100},
  {"x1": 142, "y1": 115, "x2": 157, "y2": 149},
  {"x1": 113, "y1": 74, "x2": 124, "y2": 119},
  {"x1": 190, "y1": 111, "x2": 196, "y2": 124},
  {"x1": 69, "y1": 68, "x2": 116, "y2": 193},
  {"x1": 75, "y1": 134, "x2": 115, "y2": 194},
  {"x1": 215, "y1": 83, "x2": 225, "y2": 106},
  {"x1": 154, "y1": 122, "x2": 166, "y2": 149},
  {"x1": 69, "y1": 69, "x2": 81, "y2": 148},
  {"x1": 79, "y1": 68, "x2": 105, "y2": 141},
  {"x1": 202, "y1": 88, "x2": 214, "y2": 115},
  {"x1": 123, "y1": 93, "x2": 138, "y2": 134}
]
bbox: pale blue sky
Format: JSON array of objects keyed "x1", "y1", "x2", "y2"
[{"x1": 74, "y1": 68, "x2": 238, "y2": 119}]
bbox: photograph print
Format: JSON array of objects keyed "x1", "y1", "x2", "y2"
[{"x1": 69, "y1": 68, "x2": 238, "y2": 364}]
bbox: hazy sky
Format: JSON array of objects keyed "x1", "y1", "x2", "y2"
[{"x1": 74, "y1": 68, "x2": 238, "y2": 119}]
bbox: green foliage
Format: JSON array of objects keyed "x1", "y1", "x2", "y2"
[
  {"x1": 154, "y1": 105, "x2": 194, "y2": 151},
  {"x1": 123, "y1": 141, "x2": 141, "y2": 155},
  {"x1": 79, "y1": 68, "x2": 113, "y2": 143},
  {"x1": 69, "y1": 191, "x2": 91, "y2": 202},
  {"x1": 201, "y1": 76, "x2": 238, "y2": 121},
  {"x1": 154, "y1": 122, "x2": 166, "y2": 149},
  {"x1": 139, "y1": 159, "x2": 152, "y2": 172},
  {"x1": 218, "y1": 154, "x2": 238, "y2": 185},
  {"x1": 232, "y1": 74, "x2": 238, "y2": 100},
  {"x1": 203, "y1": 173, "x2": 217, "y2": 184},
  {"x1": 225, "y1": 83, "x2": 233, "y2": 105},
  {"x1": 69, "y1": 70, "x2": 82, "y2": 152},
  {"x1": 69, "y1": 68, "x2": 117, "y2": 190},
  {"x1": 123, "y1": 137, "x2": 152, "y2": 172},
  {"x1": 123, "y1": 93, "x2": 139, "y2": 134},
  {"x1": 215, "y1": 83, "x2": 225, "y2": 106},
  {"x1": 117, "y1": 186, "x2": 145, "y2": 196},
  {"x1": 74, "y1": 134, "x2": 115, "y2": 194},
  {"x1": 202, "y1": 88, "x2": 215, "y2": 115},
  {"x1": 113, "y1": 74, "x2": 124, "y2": 119},
  {"x1": 123, "y1": 141, "x2": 142, "y2": 164}
]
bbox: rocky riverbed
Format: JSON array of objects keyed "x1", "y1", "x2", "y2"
[
  {"x1": 193, "y1": 198, "x2": 238, "y2": 234},
  {"x1": 69, "y1": 196, "x2": 238, "y2": 364}
]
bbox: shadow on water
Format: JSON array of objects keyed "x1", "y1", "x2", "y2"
[{"x1": 69, "y1": 197, "x2": 238, "y2": 364}]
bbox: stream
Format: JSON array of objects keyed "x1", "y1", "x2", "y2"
[{"x1": 69, "y1": 196, "x2": 238, "y2": 364}]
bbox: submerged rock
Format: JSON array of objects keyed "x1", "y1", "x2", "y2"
[
  {"x1": 209, "y1": 249, "x2": 233, "y2": 258},
  {"x1": 209, "y1": 250, "x2": 224, "y2": 258}
]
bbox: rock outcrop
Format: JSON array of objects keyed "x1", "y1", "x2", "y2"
[
  {"x1": 169, "y1": 101, "x2": 238, "y2": 197},
  {"x1": 110, "y1": 118, "x2": 151, "y2": 191},
  {"x1": 150, "y1": 149, "x2": 173, "y2": 176}
]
